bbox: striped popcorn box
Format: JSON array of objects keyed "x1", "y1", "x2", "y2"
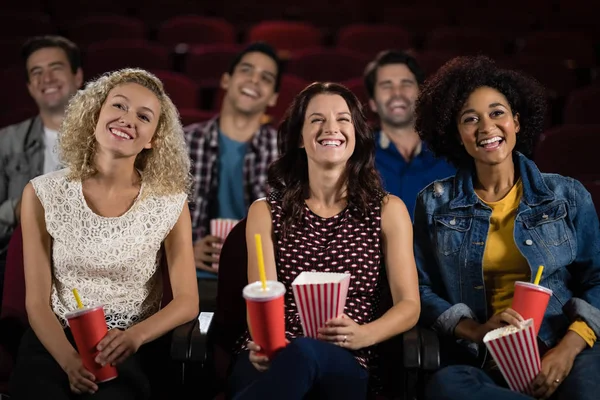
[
  {"x1": 291, "y1": 272, "x2": 351, "y2": 338},
  {"x1": 483, "y1": 318, "x2": 541, "y2": 393},
  {"x1": 209, "y1": 219, "x2": 239, "y2": 269}
]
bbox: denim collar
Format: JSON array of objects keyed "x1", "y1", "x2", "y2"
[{"x1": 449, "y1": 152, "x2": 555, "y2": 209}]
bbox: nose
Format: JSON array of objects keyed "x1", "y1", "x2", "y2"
[
  {"x1": 250, "y1": 70, "x2": 260, "y2": 84},
  {"x1": 478, "y1": 115, "x2": 495, "y2": 134},
  {"x1": 391, "y1": 84, "x2": 403, "y2": 97},
  {"x1": 41, "y1": 68, "x2": 54, "y2": 83},
  {"x1": 118, "y1": 113, "x2": 133, "y2": 127},
  {"x1": 323, "y1": 117, "x2": 340, "y2": 134}
]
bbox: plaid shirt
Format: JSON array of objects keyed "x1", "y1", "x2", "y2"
[{"x1": 185, "y1": 115, "x2": 278, "y2": 241}]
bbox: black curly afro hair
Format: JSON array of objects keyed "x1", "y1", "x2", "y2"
[{"x1": 415, "y1": 56, "x2": 547, "y2": 169}]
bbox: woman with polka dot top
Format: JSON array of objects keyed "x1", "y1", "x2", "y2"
[{"x1": 227, "y1": 82, "x2": 421, "y2": 399}]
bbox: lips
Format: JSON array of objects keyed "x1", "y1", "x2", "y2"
[
  {"x1": 42, "y1": 87, "x2": 60, "y2": 94},
  {"x1": 317, "y1": 138, "x2": 345, "y2": 147}
]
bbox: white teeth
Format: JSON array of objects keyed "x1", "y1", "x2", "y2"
[
  {"x1": 479, "y1": 136, "x2": 502, "y2": 145},
  {"x1": 321, "y1": 140, "x2": 341, "y2": 147},
  {"x1": 241, "y1": 87, "x2": 258, "y2": 97},
  {"x1": 110, "y1": 128, "x2": 131, "y2": 139},
  {"x1": 44, "y1": 88, "x2": 58, "y2": 94}
]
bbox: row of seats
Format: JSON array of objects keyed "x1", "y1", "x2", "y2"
[
  {"x1": 7, "y1": 0, "x2": 600, "y2": 33},
  {"x1": 2, "y1": 14, "x2": 598, "y2": 66}
]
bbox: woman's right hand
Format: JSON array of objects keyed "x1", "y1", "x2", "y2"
[
  {"x1": 63, "y1": 354, "x2": 98, "y2": 394},
  {"x1": 248, "y1": 341, "x2": 271, "y2": 372},
  {"x1": 477, "y1": 308, "x2": 525, "y2": 343}
]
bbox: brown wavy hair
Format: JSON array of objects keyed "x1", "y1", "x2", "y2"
[
  {"x1": 59, "y1": 68, "x2": 192, "y2": 196},
  {"x1": 268, "y1": 82, "x2": 384, "y2": 232}
]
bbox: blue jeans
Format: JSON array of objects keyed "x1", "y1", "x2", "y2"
[
  {"x1": 228, "y1": 337, "x2": 369, "y2": 400},
  {"x1": 425, "y1": 344, "x2": 600, "y2": 400}
]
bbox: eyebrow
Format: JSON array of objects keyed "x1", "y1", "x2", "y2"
[
  {"x1": 307, "y1": 111, "x2": 351, "y2": 118},
  {"x1": 460, "y1": 102, "x2": 507, "y2": 117},
  {"x1": 238, "y1": 62, "x2": 276, "y2": 79},
  {"x1": 112, "y1": 94, "x2": 156, "y2": 116}
]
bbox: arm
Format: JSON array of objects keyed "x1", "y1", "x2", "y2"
[
  {"x1": 129, "y1": 201, "x2": 200, "y2": 345},
  {"x1": 0, "y1": 152, "x2": 19, "y2": 246},
  {"x1": 246, "y1": 199, "x2": 277, "y2": 284},
  {"x1": 413, "y1": 195, "x2": 477, "y2": 336},
  {"x1": 360, "y1": 195, "x2": 421, "y2": 346},
  {"x1": 563, "y1": 180, "x2": 600, "y2": 338},
  {"x1": 21, "y1": 183, "x2": 83, "y2": 367}
]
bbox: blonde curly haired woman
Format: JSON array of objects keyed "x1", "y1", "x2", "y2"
[{"x1": 10, "y1": 69, "x2": 199, "y2": 399}]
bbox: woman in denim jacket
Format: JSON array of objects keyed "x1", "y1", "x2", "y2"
[{"x1": 413, "y1": 56, "x2": 600, "y2": 400}]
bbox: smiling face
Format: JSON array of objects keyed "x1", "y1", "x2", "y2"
[
  {"x1": 26, "y1": 47, "x2": 83, "y2": 114},
  {"x1": 457, "y1": 86, "x2": 520, "y2": 167},
  {"x1": 94, "y1": 82, "x2": 161, "y2": 158},
  {"x1": 221, "y1": 51, "x2": 279, "y2": 116},
  {"x1": 301, "y1": 94, "x2": 356, "y2": 168},
  {"x1": 369, "y1": 63, "x2": 419, "y2": 128}
]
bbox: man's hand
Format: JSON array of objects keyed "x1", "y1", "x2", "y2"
[{"x1": 193, "y1": 235, "x2": 223, "y2": 272}]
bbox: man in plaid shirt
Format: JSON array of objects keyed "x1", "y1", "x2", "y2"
[{"x1": 185, "y1": 42, "x2": 281, "y2": 278}]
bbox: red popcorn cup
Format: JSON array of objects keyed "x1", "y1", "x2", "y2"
[
  {"x1": 483, "y1": 318, "x2": 541, "y2": 393},
  {"x1": 291, "y1": 272, "x2": 351, "y2": 338},
  {"x1": 210, "y1": 218, "x2": 239, "y2": 269},
  {"x1": 511, "y1": 281, "x2": 552, "y2": 335},
  {"x1": 65, "y1": 305, "x2": 118, "y2": 383},
  {"x1": 243, "y1": 280, "x2": 287, "y2": 358}
]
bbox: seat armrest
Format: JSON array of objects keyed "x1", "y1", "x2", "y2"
[
  {"x1": 402, "y1": 326, "x2": 440, "y2": 371},
  {"x1": 419, "y1": 327, "x2": 440, "y2": 371},
  {"x1": 403, "y1": 326, "x2": 421, "y2": 369},
  {"x1": 170, "y1": 318, "x2": 198, "y2": 362}
]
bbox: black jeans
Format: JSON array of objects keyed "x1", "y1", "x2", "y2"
[{"x1": 10, "y1": 327, "x2": 172, "y2": 400}]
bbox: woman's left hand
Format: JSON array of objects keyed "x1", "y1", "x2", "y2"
[
  {"x1": 530, "y1": 345, "x2": 576, "y2": 399},
  {"x1": 95, "y1": 328, "x2": 143, "y2": 366},
  {"x1": 318, "y1": 314, "x2": 371, "y2": 350}
]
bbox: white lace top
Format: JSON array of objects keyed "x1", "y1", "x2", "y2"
[{"x1": 31, "y1": 169, "x2": 187, "y2": 329}]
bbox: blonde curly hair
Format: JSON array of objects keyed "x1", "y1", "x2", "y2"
[{"x1": 59, "y1": 68, "x2": 192, "y2": 196}]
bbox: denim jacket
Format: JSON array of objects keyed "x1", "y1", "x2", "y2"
[{"x1": 414, "y1": 152, "x2": 600, "y2": 360}]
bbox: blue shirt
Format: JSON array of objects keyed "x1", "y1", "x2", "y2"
[
  {"x1": 216, "y1": 131, "x2": 248, "y2": 220},
  {"x1": 374, "y1": 130, "x2": 455, "y2": 219}
]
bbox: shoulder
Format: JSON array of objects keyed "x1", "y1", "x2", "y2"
[
  {"x1": 247, "y1": 198, "x2": 273, "y2": 226},
  {"x1": 381, "y1": 194, "x2": 411, "y2": 225},
  {"x1": 0, "y1": 117, "x2": 37, "y2": 149},
  {"x1": 258, "y1": 123, "x2": 278, "y2": 141},
  {"x1": 416, "y1": 175, "x2": 456, "y2": 213},
  {"x1": 30, "y1": 168, "x2": 70, "y2": 188},
  {"x1": 539, "y1": 172, "x2": 591, "y2": 205},
  {"x1": 183, "y1": 117, "x2": 218, "y2": 141}
]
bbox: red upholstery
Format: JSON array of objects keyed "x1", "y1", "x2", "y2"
[
  {"x1": 83, "y1": 40, "x2": 171, "y2": 81},
  {"x1": 425, "y1": 26, "x2": 514, "y2": 57},
  {"x1": 534, "y1": 125, "x2": 600, "y2": 181},
  {"x1": 0, "y1": 66, "x2": 37, "y2": 113},
  {"x1": 246, "y1": 21, "x2": 323, "y2": 53},
  {"x1": 67, "y1": 16, "x2": 146, "y2": 48},
  {"x1": 519, "y1": 31, "x2": 596, "y2": 67},
  {"x1": 336, "y1": 24, "x2": 412, "y2": 58},
  {"x1": 563, "y1": 85, "x2": 600, "y2": 125},
  {"x1": 341, "y1": 77, "x2": 377, "y2": 126},
  {"x1": 286, "y1": 47, "x2": 370, "y2": 83},
  {"x1": 150, "y1": 70, "x2": 200, "y2": 110},
  {"x1": 178, "y1": 109, "x2": 217, "y2": 127},
  {"x1": 157, "y1": 16, "x2": 236, "y2": 48},
  {"x1": 0, "y1": 12, "x2": 55, "y2": 38},
  {"x1": 184, "y1": 44, "x2": 242, "y2": 87}
]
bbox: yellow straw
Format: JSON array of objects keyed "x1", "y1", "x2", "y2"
[
  {"x1": 533, "y1": 265, "x2": 544, "y2": 285},
  {"x1": 72, "y1": 288, "x2": 84, "y2": 309},
  {"x1": 254, "y1": 234, "x2": 267, "y2": 291}
]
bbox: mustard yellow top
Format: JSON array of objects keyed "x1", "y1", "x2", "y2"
[{"x1": 480, "y1": 180, "x2": 596, "y2": 347}]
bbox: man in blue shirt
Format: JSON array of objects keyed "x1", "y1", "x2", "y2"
[{"x1": 364, "y1": 50, "x2": 455, "y2": 219}]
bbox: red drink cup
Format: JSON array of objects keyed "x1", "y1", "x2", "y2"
[
  {"x1": 65, "y1": 305, "x2": 118, "y2": 383},
  {"x1": 511, "y1": 281, "x2": 553, "y2": 335},
  {"x1": 243, "y1": 281, "x2": 287, "y2": 358}
]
